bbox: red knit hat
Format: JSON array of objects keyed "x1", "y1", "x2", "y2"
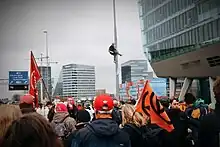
[
  {"x1": 20, "y1": 94, "x2": 34, "y2": 104},
  {"x1": 56, "y1": 103, "x2": 68, "y2": 113},
  {"x1": 93, "y1": 94, "x2": 113, "y2": 113}
]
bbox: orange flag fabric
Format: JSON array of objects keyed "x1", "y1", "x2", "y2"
[{"x1": 135, "y1": 81, "x2": 174, "y2": 132}]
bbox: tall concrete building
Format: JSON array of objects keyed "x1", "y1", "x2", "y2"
[
  {"x1": 121, "y1": 60, "x2": 152, "y2": 83},
  {"x1": 38, "y1": 66, "x2": 52, "y2": 102},
  {"x1": 62, "y1": 64, "x2": 95, "y2": 99},
  {"x1": 138, "y1": 0, "x2": 220, "y2": 102}
]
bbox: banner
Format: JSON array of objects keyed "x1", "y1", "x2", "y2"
[
  {"x1": 29, "y1": 51, "x2": 41, "y2": 107},
  {"x1": 135, "y1": 81, "x2": 174, "y2": 132}
]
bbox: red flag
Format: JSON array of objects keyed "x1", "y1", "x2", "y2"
[
  {"x1": 29, "y1": 51, "x2": 41, "y2": 108},
  {"x1": 135, "y1": 81, "x2": 174, "y2": 132}
]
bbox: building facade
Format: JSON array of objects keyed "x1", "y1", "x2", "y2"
[
  {"x1": 62, "y1": 64, "x2": 95, "y2": 99},
  {"x1": 121, "y1": 60, "x2": 151, "y2": 83},
  {"x1": 53, "y1": 69, "x2": 63, "y2": 98},
  {"x1": 119, "y1": 78, "x2": 167, "y2": 100},
  {"x1": 37, "y1": 66, "x2": 52, "y2": 102},
  {"x1": 95, "y1": 89, "x2": 106, "y2": 96},
  {"x1": 138, "y1": 0, "x2": 220, "y2": 101},
  {"x1": 138, "y1": 0, "x2": 220, "y2": 77}
]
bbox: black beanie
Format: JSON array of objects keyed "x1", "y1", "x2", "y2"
[{"x1": 76, "y1": 110, "x2": 91, "y2": 123}]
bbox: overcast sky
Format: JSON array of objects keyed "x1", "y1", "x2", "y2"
[{"x1": 0, "y1": 0, "x2": 145, "y2": 97}]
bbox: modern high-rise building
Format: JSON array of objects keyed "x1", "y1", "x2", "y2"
[
  {"x1": 62, "y1": 64, "x2": 95, "y2": 99},
  {"x1": 121, "y1": 60, "x2": 152, "y2": 83},
  {"x1": 53, "y1": 69, "x2": 63, "y2": 97},
  {"x1": 138, "y1": 0, "x2": 220, "y2": 77},
  {"x1": 37, "y1": 66, "x2": 52, "y2": 102},
  {"x1": 138, "y1": 0, "x2": 220, "y2": 101}
]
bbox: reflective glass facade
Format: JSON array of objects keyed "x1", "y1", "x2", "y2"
[
  {"x1": 121, "y1": 60, "x2": 149, "y2": 83},
  {"x1": 138, "y1": 0, "x2": 220, "y2": 59}
]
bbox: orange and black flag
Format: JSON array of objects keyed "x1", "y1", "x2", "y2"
[{"x1": 135, "y1": 80, "x2": 174, "y2": 132}]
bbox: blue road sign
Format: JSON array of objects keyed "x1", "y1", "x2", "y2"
[{"x1": 9, "y1": 71, "x2": 29, "y2": 85}]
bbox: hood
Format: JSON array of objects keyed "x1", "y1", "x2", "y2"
[
  {"x1": 87, "y1": 119, "x2": 119, "y2": 136},
  {"x1": 53, "y1": 112, "x2": 69, "y2": 123}
]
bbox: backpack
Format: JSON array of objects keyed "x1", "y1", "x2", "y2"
[
  {"x1": 53, "y1": 115, "x2": 69, "y2": 139},
  {"x1": 127, "y1": 124, "x2": 163, "y2": 147}
]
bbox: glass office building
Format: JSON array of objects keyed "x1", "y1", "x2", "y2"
[
  {"x1": 138, "y1": 0, "x2": 220, "y2": 77},
  {"x1": 62, "y1": 64, "x2": 95, "y2": 99},
  {"x1": 121, "y1": 60, "x2": 151, "y2": 83}
]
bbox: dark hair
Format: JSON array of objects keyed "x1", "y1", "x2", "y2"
[
  {"x1": 1, "y1": 113, "x2": 63, "y2": 147},
  {"x1": 184, "y1": 93, "x2": 196, "y2": 105},
  {"x1": 76, "y1": 110, "x2": 91, "y2": 123}
]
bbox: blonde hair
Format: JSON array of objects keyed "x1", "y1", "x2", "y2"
[
  {"x1": 122, "y1": 104, "x2": 146, "y2": 127},
  {"x1": 0, "y1": 105, "x2": 22, "y2": 137}
]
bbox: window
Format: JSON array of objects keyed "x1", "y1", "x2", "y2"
[
  {"x1": 203, "y1": 23, "x2": 209, "y2": 41},
  {"x1": 208, "y1": 22, "x2": 213, "y2": 40},
  {"x1": 212, "y1": 20, "x2": 218, "y2": 39},
  {"x1": 198, "y1": 25, "x2": 204, "y2": 42}
]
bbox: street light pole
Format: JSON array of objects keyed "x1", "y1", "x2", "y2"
[
  {"x1": 113, "y1": 0, "x2": 120, "y2": 98},
  {"x1": 43, "y1": 30, "x2": 49, "y2": 100}
]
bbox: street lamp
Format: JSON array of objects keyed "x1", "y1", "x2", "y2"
[
  {"x1": 108, "y1": 0, "x2": 121, "y2": 98},
  {"x1": 43, "y1": 30, "x2": 50, "y2": 100}
]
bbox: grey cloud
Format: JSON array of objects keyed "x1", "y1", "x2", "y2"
[{"x1": 0, "y1": 0, "x2": 144, "y2": 97}]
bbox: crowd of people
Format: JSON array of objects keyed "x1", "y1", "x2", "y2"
[{"x1": 0, "y1": 77, "x2": 220, "y2": 147}]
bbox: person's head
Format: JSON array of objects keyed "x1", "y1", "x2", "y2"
[
  {"x1": 213, "y1": 77, "x2": 220, "y2": 103},
  {"x1": 184, "y1": 93, "x2": 196, "y2": 105},
  {"x1": 160, "y1": 98, "x2": 171, "y2": 109},
  {"x1": 19, "y1": 94, "x2": 34, "y2": 114},
  {"x1": 121, "y1": 104, "x2": 146, "y2": 127},
  {"x1": 0, "y1": 105, "x2": 22, "y2": 138},
  {"x1": 39, "y1": 103, "x2": 43, "y2": 109},
  {"x1": 113, "y1": 99, "x2": 119, "y2": 107},
  {"x1": 46, "y1": 101, "x2": 53, "y2": 109},
  {"x1": 55, "y1": 103, "x2": 68, "y2": 113},
  {"x1": 93, "y1": 94, "x2": 114, "y2": 119},
  {"x1": 76, "y1": 110, "x2": 91, "y2": 123},
  {"x1": 1, "y1": 113, "x2": 63, "y2": 147}
]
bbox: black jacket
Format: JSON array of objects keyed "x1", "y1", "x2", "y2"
[
  {"x1": 70, "y1": 119, "x2": 131, "y2": 147},
  {"x1": 197, "y1": 103, "x2": 220, "y2": 147},
  {"x1": 121, "y1": 124, "x2": 145, "y2": 147}
]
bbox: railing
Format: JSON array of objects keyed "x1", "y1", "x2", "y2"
[{"x1": 151, "y1": 38, "x2": 220, "y2": 63}]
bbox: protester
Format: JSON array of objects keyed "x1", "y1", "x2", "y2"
[
  {"x1": 19, "y1": 94, "x2": 35, "y2": 114},
  {"x1": 197, "y1": 77, "x2": 220, "y2": 147},
  {"x1": 36, "y1": 103, "x2": 49, "y2": 119},
  {"x1": 112, "y1": 99, "x2": 122, "y2": 125},
  {"x1": 70, "y1": 94, "x2": 131, "y2": 147},
  {"x1": 67, "y1": 98, "x2": 78, "y2": 119},
  {"x1": 1, "y1": 113, "x2": 63, "y2": 147},
  {"x1": 51, "y1": 103, "x2": 76, "y2": 139},
  {"x1": 0, "y1": 104, "x2": 22, "y2": 144},
  {"x1": 121, "y1": 104, "x2": 147, "y2": 147},
  {"x1": 84, "y1": 103, "x2": 94, "y2": 121},
  {"x1": 47, "y1": 101, "x2": 55, "y2": 122}
]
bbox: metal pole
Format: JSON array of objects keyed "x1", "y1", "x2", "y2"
[
  {"x1": 40, "y1": 53, "x2": 44, "y2": 102},
  {"x1": 43, "y1": 30, "x2": 49, "y2": 100},
  {"x1": 113, "y1": 0, "x2": 120, "y2": 98}
]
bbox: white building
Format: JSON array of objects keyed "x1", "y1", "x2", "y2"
[{"x1": 62, "y1": 64, "x2": 95, "y2": 99}]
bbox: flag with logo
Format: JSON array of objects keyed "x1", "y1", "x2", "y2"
[
  {"x1": 29, "y1": 51, "x2": 41, "y2": 107},
  {"x1": 135, "y1": 80, "x2": 174, "y2": 132}
]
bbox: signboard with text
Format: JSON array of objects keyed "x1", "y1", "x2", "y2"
[{"x1": 8, "y1": 71, "x2": 29, "y2": 90}]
